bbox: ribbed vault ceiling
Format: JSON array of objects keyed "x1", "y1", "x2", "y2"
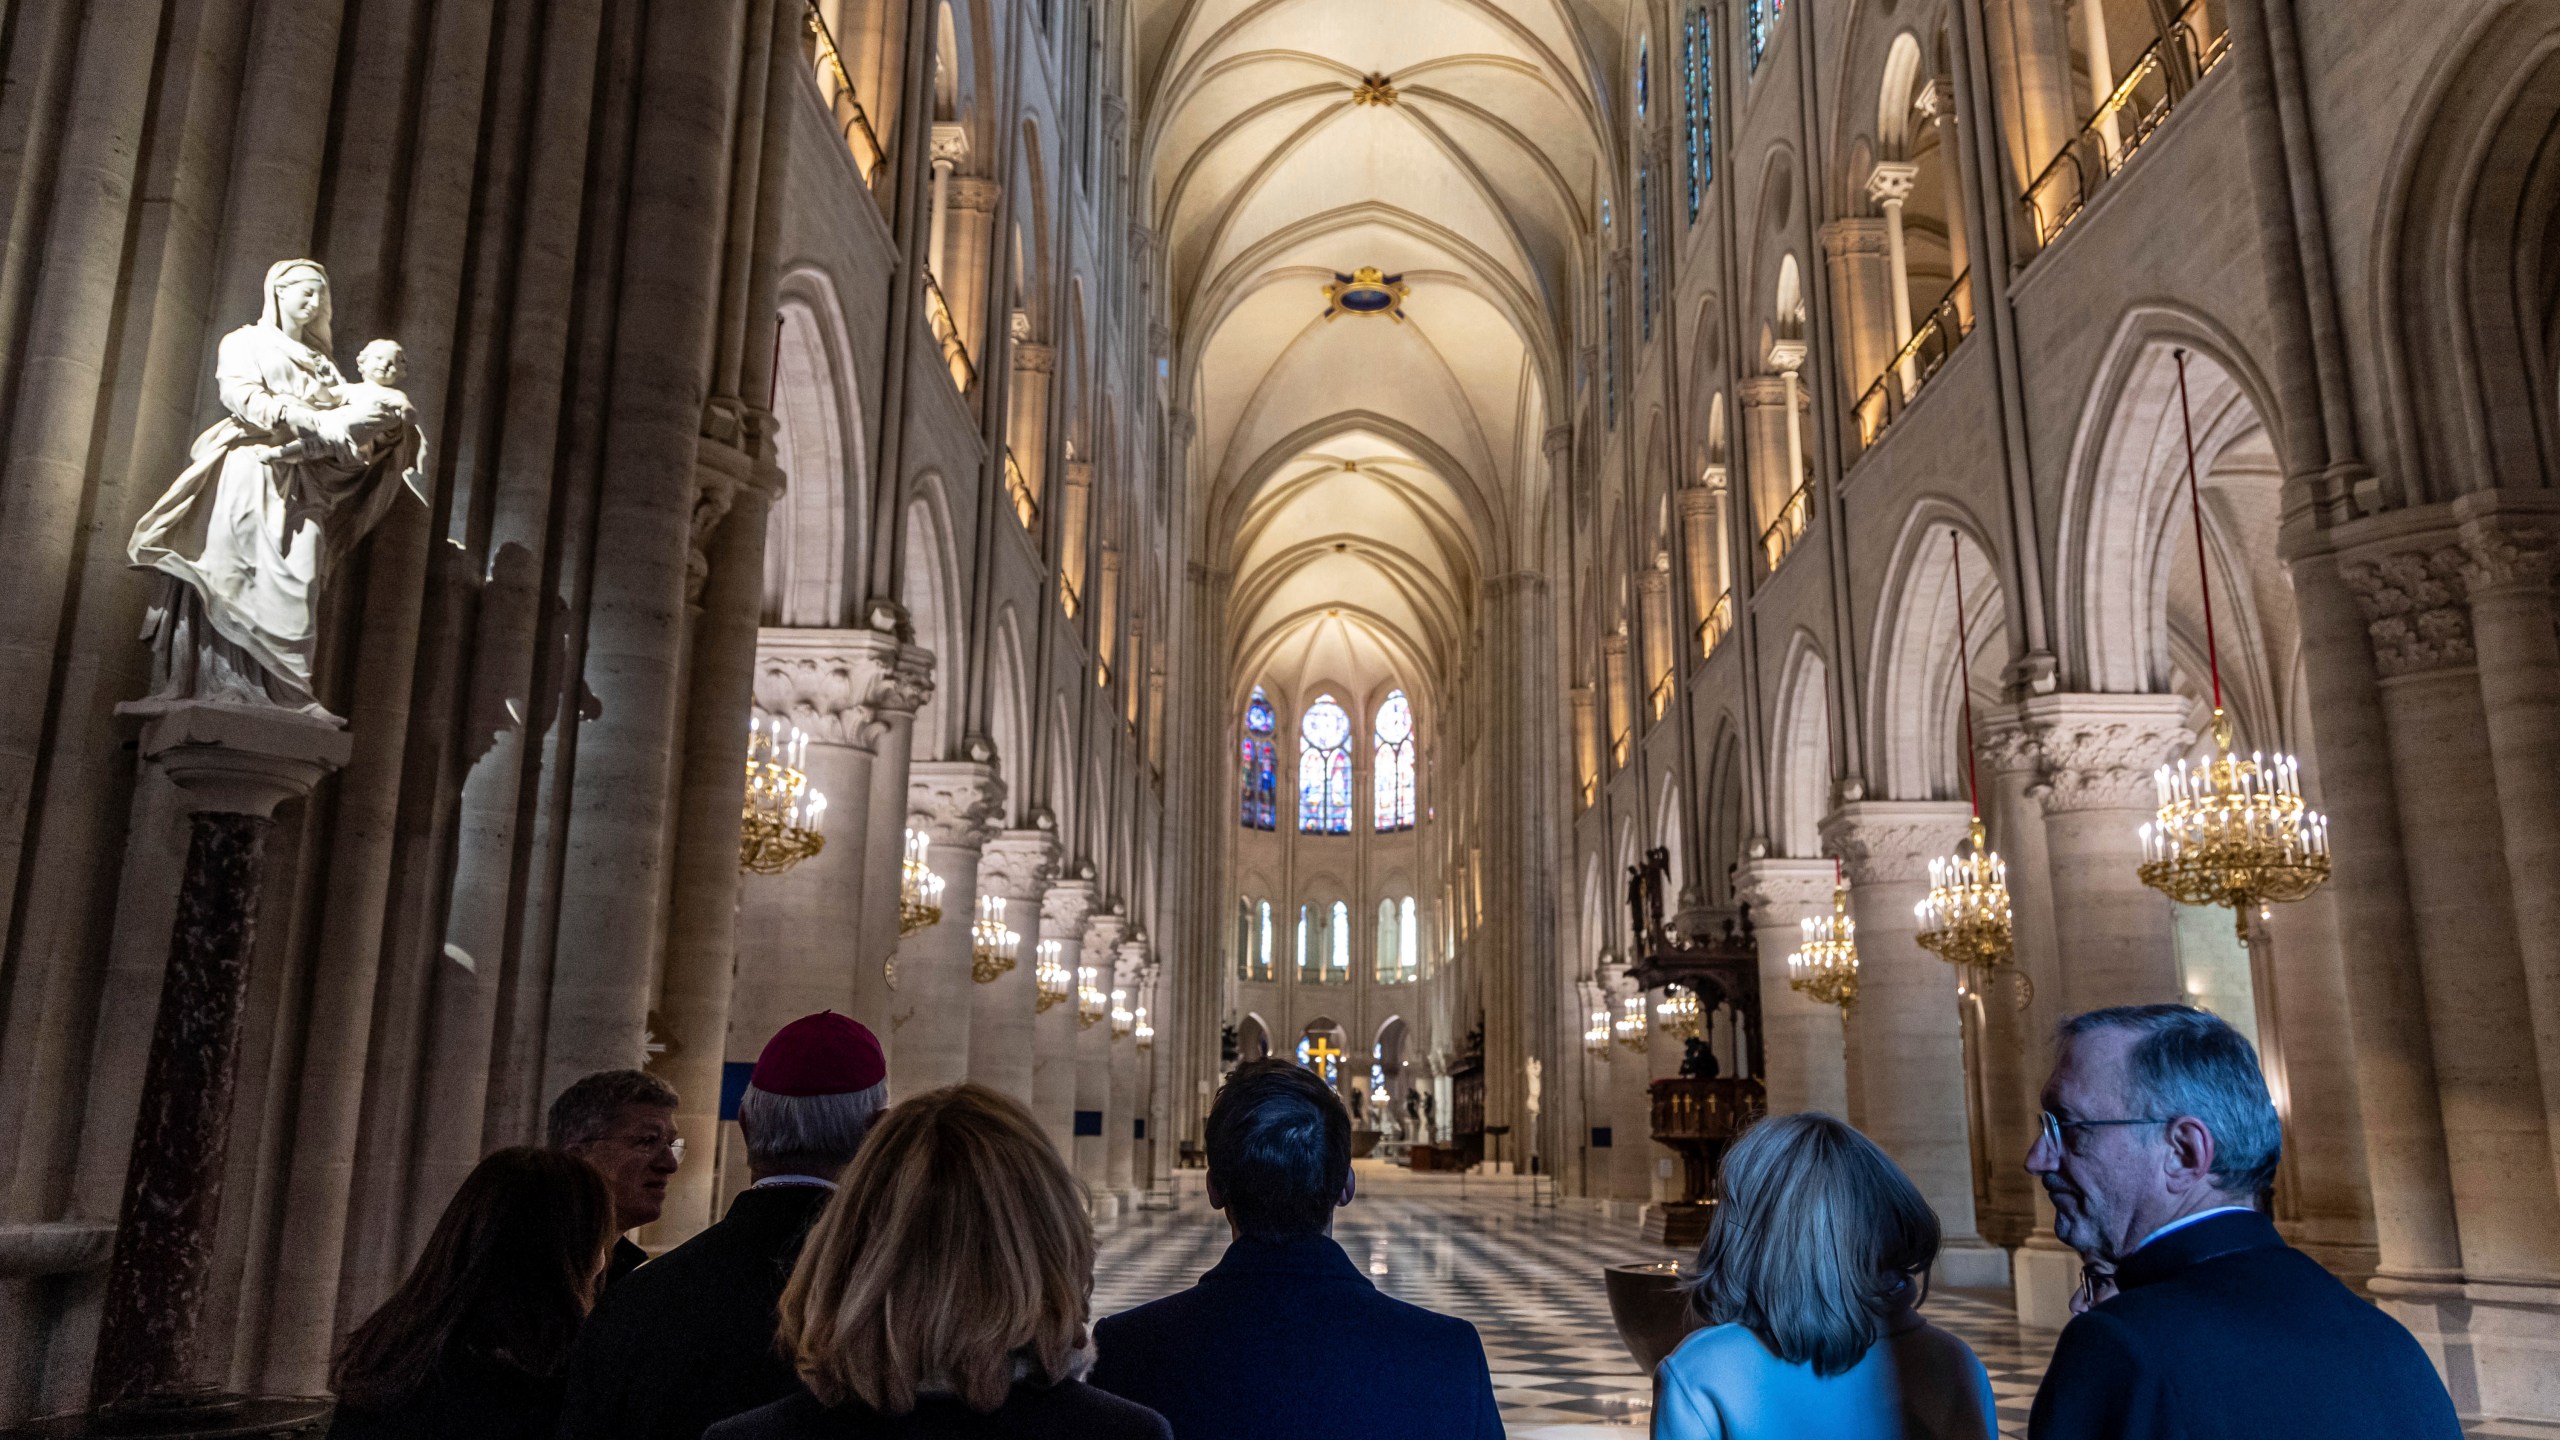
[{"x1": 1140, "y1": 0, "x2": 1612, "y2": 704}]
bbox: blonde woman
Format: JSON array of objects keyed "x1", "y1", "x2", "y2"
[
  {"x1": 708, "y1": 1084, "x2": 1170, "y2": 1440},
  {"x1": 1655, "y1": 1113, "x2": 1996, "y2": 1440}
]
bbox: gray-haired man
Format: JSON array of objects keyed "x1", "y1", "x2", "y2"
[
  {"x1": 2026, "y1": 1004, "x2": 2458, "y2": 1440},
  {"x1": 548, "y1": 1068, "x2": 683, "y2": 1288}
]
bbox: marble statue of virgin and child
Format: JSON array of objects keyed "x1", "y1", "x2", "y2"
[{"x1": 127, "y1": 259, "x2": 428, "y2": 720}]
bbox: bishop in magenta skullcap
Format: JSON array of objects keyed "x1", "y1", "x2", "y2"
[{"x1": 750, "y1": 1011, "x2": 886, "y2": 1098}]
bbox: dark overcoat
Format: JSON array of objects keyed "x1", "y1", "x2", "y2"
[
  {"x1": 2028, "y1": 1210, "x2": 2461, "y2": 1440},
  {"x1": 1089, "y1": 1231, "x2": 1504, "y2": 1440},
  {"x1": 555, "y1": 1184, "x2": 831, "y2": 1440}
]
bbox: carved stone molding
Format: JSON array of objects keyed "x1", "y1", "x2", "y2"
[
  {"x1": 686, "y1": 437, "x2": 757, "y2": 603},
  {"x1": 1041, "y1": 877, "x2": 1097, "y2": 932},
  {"x1": 2341, "y1": 546, "x2": 2474, "y2": 677},
  {"x1": 1731, "y1": 858, "x2": 1836, "y2": 922},
  {"x1": 908, "y1": 760, "x2": 1005, "y2": 850},
  {"x1": 1818, "y1": 218, "x2": 1890, "y2": 257},
  {"x1": 752, "y1": 628, "x2": 928, "y2": 752},
  {"x1": 980, "y1": 829, "x2": 1060, "y2": 902},
  {"x1": 2458, "y1": 515, "x2": 2556, "y2": 599},
  {"x1": 947, "y1": 177, "x2": 1000, "y2": 212},
  {"x1": 1820, "y1": 801, "x2": 1973, "y2": 887},
  {"x1": 1013, "y1": 341, "x2": 1055, "y2": 374},
  {"x1": 1736, "y1": 374, "x2": 1792, "y2": 409},
  {"x1": 2015, "y1": 694, "x2": 2194, "y2": 814},
  {"x1": 1083, "y1": 911, "x2": 1128, "y2": 956}
]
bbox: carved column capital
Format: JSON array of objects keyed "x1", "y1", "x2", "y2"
[
  {"x1": 1819, "y1": 801, "x2": 1974, "y2": 887},
  {"x1": 1083, "y1": 911, "x2": 1128, "y2": 955},
  {"x1": 1865, "y1": 160, "x2": 1920, "y2": 208},
  {"x1": 752, "y1": 627, "x2": 929, "y2": 752},
  {"x1": 2341, "y1": 545, "x2": 2475, "y2": 676},
  {"x1": 1013, "y1": 341, "x2": 1055, "y2": 374},
  {"x1": 1113, "y1": 941, "x2": 1151, "y2": 987},
  {"x1": 980, "y1": 829, "x2": 1060, "y2": 901},
  {"x1": 908, "y1": 760, "x2": 1005, "y2": 850},
  {"x1": 947, "y1": 177, "x2": 1001, "y2": 212},
  {"x1": 929, "y1": 121, "x2": 971, "y2": 168},
  {"x1": 2015, "y1": 693, "x2": 2195, "y2": 813},
  {"x1": 2457, "y1": 514, "x2": 2556, "y2": 599},
  {"x1": 1731, "y1": 857, "x2": 1837, "y2": 921},
  {"x1": 1736, "y1": 374, "x2": 1793, "y2": 408},
  {"x1": 1041, "y1": 877, "x2": 1097, "y2": 931}
]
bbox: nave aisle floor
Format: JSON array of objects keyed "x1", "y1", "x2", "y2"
[{"x1": 1092, "y1": 1163, "x2": 2545, "y2": 1438}]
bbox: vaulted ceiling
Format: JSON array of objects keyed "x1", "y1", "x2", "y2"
[{"x1": 1138, "y1": 0, "x2": 1615, "y2": 711}]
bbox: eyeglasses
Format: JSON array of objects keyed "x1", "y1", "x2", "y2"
[
  {"x1": 2039, "y1": 1112, "x2": 2168, "y2": 1150},
  {"x1": 605, "y1": 1132, "x2": 685, "y2": 1162}
]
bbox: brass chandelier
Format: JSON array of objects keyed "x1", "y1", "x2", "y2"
[
  {"x1": 1109, "y1": 989, "x2": 1133, "y2": 1041},
  {"x1": 1914, "y1": 533, "x2": 2016, "y2": 974},
  {"x1": 1034, "y1": 939, "x2": 1070, "y2": 1012},
  {"x1": 898, "y1": 827, "x2": 945, "y2": 937},
  {"x1": 2136, "y1": 351, "x2": 2332, "y2": 941},
  {"x1": 1788, "y1": 867, "x2": 1859, "y2": 1013},
  {"x1": 1133, "y1": 1004, "x2": 1154, "y2": 1050},
  {"x1": 739, "y1": 717, "x2": 827, "y2": 875},
  {"x1": 969, "y1": 893, "x2": 1019, "y2": 984},
  {"x1": 1613, "y1": 994, "x2": 1649, "y2": 1053},
  {"x1": 1076, "y1": 965, "x2": 1107, "y2": 1029},
  {"x1": 1583, "y1": 1006, "x2": 1612, "y2": 1059}
]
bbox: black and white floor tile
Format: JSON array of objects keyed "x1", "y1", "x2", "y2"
[{"x1": 1092, "y1": 1165, "x2": 2523, "y2": 1439}]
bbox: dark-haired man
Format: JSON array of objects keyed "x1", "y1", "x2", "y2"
[{"x1": 1090, "y1": 1060, "x2": 1502, "y2": 1440}]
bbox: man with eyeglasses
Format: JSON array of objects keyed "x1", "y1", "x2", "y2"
[
  {"x1": 556, "y1": 1012, "x2": 888, "y2": 1440},
  {"x1": 2025, "y1": 1004, "x2": 2457, "y2": 1440},
  {"x1": 548, "y1": 1068, "x2": 685, "y2": 1288}
]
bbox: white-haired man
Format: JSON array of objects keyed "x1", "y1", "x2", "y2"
[
  {"x1": 2027, "y1": 1004, "x2": 2458, "y2": 1440},
  {"x1": 557, "y1": 1012, "x2": 889, "y2": 1440}
]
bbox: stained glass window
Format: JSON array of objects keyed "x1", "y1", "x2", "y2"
[
  {"x1": 1258, "y1": 900, "x2": 1274, "y2": 978},
  {"x1": 1374, "y1": 690, "x2": 1416, "y2": 831},
  {"x1": 1240, "y1": 687, "x2": 1278, "y2": 830},
  {"x1": 1750, "y1": 0, "x2": 1782, "y2": 72},
  {"x1": 1685, "y1": 12, "x2": 1713, "y2": 222},
  {"x1": 1330, "y1": 900, "x2": 1350, "y2": 978},
  {"x1": 1401, "y1": 896, "x2": 1419, "y2": 979},
  {"x1": 1298, "y1": 695, "x2": 1353, "y2": 833},
  {"x1": 1376, "y1": 899, "x2": 1400, "y2": 983},
  {"x1": 1635, "y1": 38, "x2": 1650, "y2": 118}
]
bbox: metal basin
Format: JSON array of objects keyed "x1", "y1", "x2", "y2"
[{"x1": 1604, "y1": 1260, "x2": 1702, "y2": 1371}]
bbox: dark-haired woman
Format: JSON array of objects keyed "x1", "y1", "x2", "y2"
[
  {"x1": 329, "y1": 1147, "x2": 619, "y2": 1439},
  {"x1": 1655, "y1": 1112, "x2": 1996, "y2": 1440}
]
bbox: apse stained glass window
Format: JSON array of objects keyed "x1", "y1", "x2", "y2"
[
  {"x1": 1258, "y1": 900, "x2": 1274, "y2": 978},
  {"x1": 1400, "y1": 896, "x2": 1419, "y2": 980},
  {"x1": 1749, "y1": 0, "x2": 1782, "y2": 72},
  {"x1": 1635, "y1": 38, "x2": 1650, "y2": 118},
  {"x1": 1374, "y1": 690, "x2": 1415, "y2": 832},
  {"x1": 1639, "y1": 171, "x2": 1657, "y2": 340},
  {"x1": 1240, "y1": 687, "x2": 1278, "y2": 830},
  {"x1": 1330, "y1": 900, "x2": 1351, "y2": 978},
  {"x1": 1298, "y1": 695, "x2": 1354, "y2": 834},
  {"x1": 1684, "y1": 12, "x2": 1713, "y2": 221}
]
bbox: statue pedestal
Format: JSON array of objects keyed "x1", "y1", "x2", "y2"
[{"x1": 80, "y1": 703, "x2": 348, "y2": 1416}]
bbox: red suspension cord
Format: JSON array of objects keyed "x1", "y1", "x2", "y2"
[
  {"x1": 2172, "y1": 349, "x2": 2225, "y2": 714},
  {"x1": 1950, "y1": 530, "x2": 1981, "y2": 820}
]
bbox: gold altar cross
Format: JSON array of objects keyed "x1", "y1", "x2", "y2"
[{"x1": 1305, "y1": 1037, "x2": 1343, "y2": 1077}]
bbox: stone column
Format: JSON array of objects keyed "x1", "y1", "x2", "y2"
[
  {"x1": 1637, "y1": 567, "x2": 1675, "y2": 718},
  {"x1": 1601, "y1": 633, "x2": 1631, "y2": 767},
  {"x1": 2456, "y1": 504, "x2": 2560, "y2": 1193},
  {"x1": 1076, "y1": 911, "x2": 1127, "y2": 1205},
  {"x1": 1107, "y1": 941, "x2": 1148, "y2": 1200},
  {"x1": 1679, "y1": 481, "x2": 1723, "y2": 635},
  {"x1": 2018, "y1": 693, "x2": 2193, "y2": 1010},
  {"x1": 2344, "y1": 540, "x2": 2560, "y2": 1375},
  {"x1": 729, "y1": 627, "x2": 917, "y2": 1195},
  {"x1": 653, "y1": 450, "x2": 779, "y2": 1245},
  {"x1": 1737, "y1": 376, "x2": 1794, "y2": 559},
  {"x1": 1914, "y1": 82, "x2": 1973, "y2": 312},
  {"x1": 971, "y1": 829, "x2": 1059, "y2": 1104},
  {"x1": 925, "y1": 122, "x2": 966, "y2": 282},
  {"x1": 1978, "y1": 717, "x2": 2078, "y2": 1326},
  {"x1": 90, "y1": 704, "x2": 349, "y2": 1407},
  {"x1": 1732, "y1": 859, "x2": 1844, "y2": 1116},
  {"x1": 1980, "y1": 0, "x2": 2080, "y2": 198},
  {"x1": 896, "y1": 761, "x2": 1004, "y2": 1096},
  {"x1": 1034, "y1": 879, "x2": 1097, "y2": 1155},
  {"x1": 1867, "y1": 163, "x2": 1921, "y2": 394},
  {"x1": 1008, "y1": 338, "x2": 1054, "y2": 520},
  {"x1": 856, "y1": 640, "x2": 936, "y2": 1076},
  {"x1": 1819, "y1": 218, "x2": 1894, "y2": 418},
  {"x1": 1822, "y1": 801, "x2": 2005, "y2": 1287}
]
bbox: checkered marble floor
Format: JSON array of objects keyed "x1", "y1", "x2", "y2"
[{"x1": 1093, "y1": 1166, "x2": 2525, "y2": 1439}]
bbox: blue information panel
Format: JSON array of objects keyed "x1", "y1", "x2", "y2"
[
  {"x1": 1591, "y1": 1126, "x2": 1613, "y2": 1149},
  {"x1": 1073, "y1": 1109, "x2": 1104, "y2": 1137}
]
